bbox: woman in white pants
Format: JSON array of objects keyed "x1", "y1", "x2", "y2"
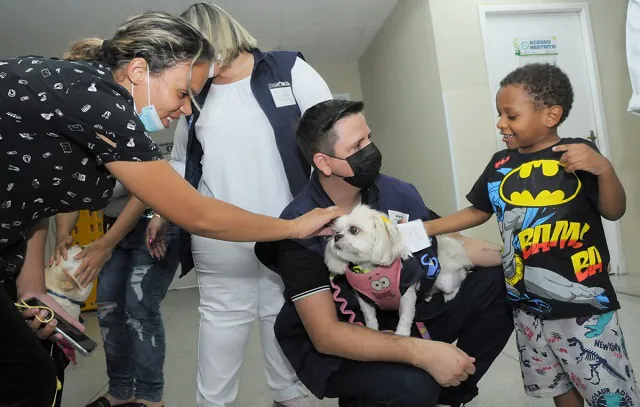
[{"x1": 149, "y1": 4, "x2": 333, "y2": 406}]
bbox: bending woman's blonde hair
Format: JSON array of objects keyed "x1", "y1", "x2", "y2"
[{"x1": 181, "y1": 3, "x2": 257, "y2": 69}]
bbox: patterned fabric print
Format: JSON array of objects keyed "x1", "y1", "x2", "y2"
[
  {"x1": 514, "y1": 308, "x2": 639, "y2": 406},
  {"x1": 0, "y1": 56, "x2": 163, "y2": 281}
]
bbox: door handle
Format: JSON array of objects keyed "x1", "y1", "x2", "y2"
[{"x1": 587, "y1": 130, "x2": 598, "y2": 147}]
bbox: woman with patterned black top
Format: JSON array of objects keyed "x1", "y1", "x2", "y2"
[{"x1": 0, "y1": 11, "x2": 339, "y2": 407}]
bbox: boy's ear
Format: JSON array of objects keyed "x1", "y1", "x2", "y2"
[{"x1": 545, "y1": 105, "x2": 564, "y2": 128}]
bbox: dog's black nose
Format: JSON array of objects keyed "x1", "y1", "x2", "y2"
[{"x1": 334, "y1": 233, "x2": 344, "y2": 242}]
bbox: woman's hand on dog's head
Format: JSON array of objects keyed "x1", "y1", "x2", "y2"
[
  {"x1": 291, "y1": 206, "x2": 345, "y2": 240},
  {"x1": 49, "y1": 234, "x2": 74, "y2": 266},
  {"x1": 73, "y1": 242, "x2": 114, "y2": 288}
]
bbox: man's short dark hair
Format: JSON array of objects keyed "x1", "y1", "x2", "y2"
[
  {"x1": 296, "y1": 99, "x2": 365, "y2": 165},
  {"x1": 500, "y1": 63, "x2": 574, "y2": 125}
]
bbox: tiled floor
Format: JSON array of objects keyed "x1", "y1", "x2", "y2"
[{"x1": 63, "y1": 274, "x2": 640, "y2": 407}]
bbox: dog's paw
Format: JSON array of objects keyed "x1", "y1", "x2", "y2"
[{"x1": 395, "y1": 326, "x2": 411, "y2": 336}]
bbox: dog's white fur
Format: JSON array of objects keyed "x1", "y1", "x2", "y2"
[
  {"x1": 44, "y1": 245, "x2": 93, "y2": 320},
  {"x1": 325, "y1": 205, "x2": 472, "y2": 336},
  {"x1": 426, "y1": 235, "x2": 473, "y2": 303}
]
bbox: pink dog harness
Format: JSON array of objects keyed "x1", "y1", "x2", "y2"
[
  {"x1": 343, "y1": 257, "x2": 432, "y2": 339},
  {"x1": 345, "y1": 258, "x2": 403, "y2": 310}
]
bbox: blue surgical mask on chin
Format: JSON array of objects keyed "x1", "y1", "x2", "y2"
[{"x1": 132, "y1": 69, "x2": 165, "y2": 132}]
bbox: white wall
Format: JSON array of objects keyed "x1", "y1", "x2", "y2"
[
  {"x1": 313, "y1": 62, "x2": 364, "y2": 101},
  {"x1": 358, "y1": 0, "x2": 457, "y2": 216}
]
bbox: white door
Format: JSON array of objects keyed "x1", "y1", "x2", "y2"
[{"x1": 479, "y1": 4, "x2": 626, "y2": 275}]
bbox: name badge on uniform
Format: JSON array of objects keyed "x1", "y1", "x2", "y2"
[
  {"x1": 269, "y1": 81, "x2": 296, "y2": 108},
  {"x1": 388, "y1": 210, "x2": 409, "y2": 225}
]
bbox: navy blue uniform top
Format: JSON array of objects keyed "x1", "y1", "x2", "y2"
[{"x1": 255, "y1": 172, "x2": 455, "y2": 398}]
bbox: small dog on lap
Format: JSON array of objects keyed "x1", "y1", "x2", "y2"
[{"x1": 324, "y1": 205, "x2": 472, "y2": 336}]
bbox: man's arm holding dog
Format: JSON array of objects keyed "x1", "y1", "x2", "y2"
[{"x1": 280, "y1": 240, "x2": 476, "y2": 387}]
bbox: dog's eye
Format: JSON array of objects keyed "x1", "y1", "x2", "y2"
[{"x1": 349, "y1": 226, "x2": 359, "y2": 235}]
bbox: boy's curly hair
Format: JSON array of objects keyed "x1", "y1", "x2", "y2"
[{"x1": 500, "y1": 63, "x2": 574, "y2": 125}]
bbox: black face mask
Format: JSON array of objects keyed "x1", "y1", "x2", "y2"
[{"x1": 331, "y1": 143, "x2": 382, "y2": 189}]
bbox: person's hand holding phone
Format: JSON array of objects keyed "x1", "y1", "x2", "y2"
[
  {"x1": 19, "y1": 293, "x2": 85, "y2": 341},
  {"x1": 20, "y1": 305, "x2": 60, "y2": 341}
]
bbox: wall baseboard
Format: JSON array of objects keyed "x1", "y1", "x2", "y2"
[{"x1": 169, "y1": 285, "x2": 199, "y2": 291}]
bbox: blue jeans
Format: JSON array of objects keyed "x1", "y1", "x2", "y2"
[{"x1": 97, "y1": 217, "x2": 179, "y2": 402}]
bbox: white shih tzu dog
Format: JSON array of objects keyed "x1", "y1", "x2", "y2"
[
  {"x1": 44, "y1": 245, "x2": 93, "y2": 321},
  {"x1": 325, "y1": 205, "x2": 472, "y2": 336}
]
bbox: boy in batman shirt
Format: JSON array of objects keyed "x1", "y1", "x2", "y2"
[{"x1": 424, "y1": 63, "x2": 638, "y2": 406}]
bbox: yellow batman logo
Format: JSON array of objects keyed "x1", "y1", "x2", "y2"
[
  {"x1": 506, "y1": 254, "x2": 524, "y2": 286},
  {"x1": 499, "y1": 160, "x2": 581, "y2": 207}
]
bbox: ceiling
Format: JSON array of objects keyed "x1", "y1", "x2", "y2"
[{"x1": 0, "y1": 0, "x2": 398, "y2": 64}]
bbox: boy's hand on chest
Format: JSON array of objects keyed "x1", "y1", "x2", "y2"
[{"x1": 552, "y1": 144, "x2": 611, "y2": 176}]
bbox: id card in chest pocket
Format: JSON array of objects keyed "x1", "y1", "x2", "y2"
[
  {"x1": 269, "y1": 81, "x2": 296, "y2": 108},
  {"x1": 388, "y1": 210, "x2": 409, "y2": 225}
]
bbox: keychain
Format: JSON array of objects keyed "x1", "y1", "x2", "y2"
[
  {"x1": 15, "y1": 298, "x2": 56, "y2": 323},
  {"x1": 15, "y1": 299, "x2": 63, "y2": 406}
]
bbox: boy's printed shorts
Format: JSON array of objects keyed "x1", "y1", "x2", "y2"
[{"x1": 514, "y1": 308, "x2": 639, "y2": 406}]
